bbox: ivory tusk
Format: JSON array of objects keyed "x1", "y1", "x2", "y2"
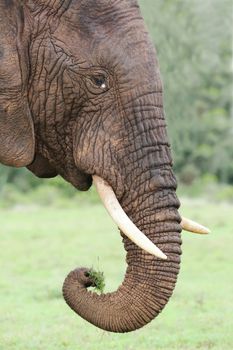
[
  {"x1": 181, "y1": 217, "x2": 210, "y2": 234},
  {"x1": 93, "y1": 175, "x2": 167, "y2": 260}
]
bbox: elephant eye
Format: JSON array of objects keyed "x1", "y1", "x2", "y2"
[
  {"x1": 91, "y1": 75, "x2": 107, "y2": 89},
  {"x1": 86, "y1": 70, "x2": 109, "y2": 95}
]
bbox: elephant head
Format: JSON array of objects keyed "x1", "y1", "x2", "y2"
[{"x1": 0, "y1": 0, "x2": 209, "y2": 333}]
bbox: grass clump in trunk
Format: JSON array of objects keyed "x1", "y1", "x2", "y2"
[{"x1": 89, "y1": 268, "x2": 105, "y2": 294}]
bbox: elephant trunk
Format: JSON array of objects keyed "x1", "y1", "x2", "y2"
[{"x1": 62, "y1": 168, "x2": 182, "y2": 332}]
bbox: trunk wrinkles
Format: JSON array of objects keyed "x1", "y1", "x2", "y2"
[{"x1": 63, "y1": 171, "x2": 182, "y2": 332}]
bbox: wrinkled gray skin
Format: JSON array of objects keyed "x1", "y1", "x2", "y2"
[{"x1": 0, "y1": 0, "x2": 182, "y2": 332}]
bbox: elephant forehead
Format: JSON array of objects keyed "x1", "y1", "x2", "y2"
[
  {"x1": 78, "y1": 0, "x2": 139, "y2": 16},
  {"x1": 62, "y1": 0, "x2": 140, "y2": 37},
  {"x1": 54, "y1": 1, "x2": 159, "y2": 77}
]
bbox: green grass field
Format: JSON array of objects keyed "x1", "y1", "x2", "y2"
[{"x1": 0, "y1": 197, "x2": 233, "y2": 350}]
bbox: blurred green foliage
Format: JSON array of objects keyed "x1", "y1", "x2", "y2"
[
  {"x1": 140, "y1": 0, "x2": 233, "y2": 184},
  {"x1": 0, "y1": 0, "x2": 232, "y2": 195}
]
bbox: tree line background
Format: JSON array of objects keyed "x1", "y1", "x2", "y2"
[{"x1": 0, "y1": 0, "x2": 232, "y2": 204}]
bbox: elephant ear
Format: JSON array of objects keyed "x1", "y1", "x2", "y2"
[{"x1": 0, "y1": 3, "x2": 35, "y2": 167}]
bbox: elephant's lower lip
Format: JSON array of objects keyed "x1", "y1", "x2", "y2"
[
  {"x1": 76, "y1": 174, "x2": 92, "y2": 191},
  {"x1": 70, "y1": 171, "x2": 92, "y2": 191}
]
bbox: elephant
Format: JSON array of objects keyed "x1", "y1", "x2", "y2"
[{"x1": 0, "y1": 0, "x2": 209, "y2": 333}]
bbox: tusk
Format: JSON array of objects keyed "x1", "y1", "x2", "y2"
[
  {"x1": 93, "y1": 175, "x2": 167, "y2": 260},
  {"x1": 181, "y1": 217, "x2": 210, "y2": 234}
]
